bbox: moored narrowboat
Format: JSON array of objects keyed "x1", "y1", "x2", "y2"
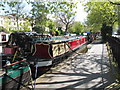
[
  {"x1": 1, "y1": 55, "x2": 32, "y2": 90},
  {"x1": 27, "y1": 35, "x2": 88, "y2": 67}
]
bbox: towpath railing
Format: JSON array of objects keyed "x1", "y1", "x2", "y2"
[{"x1": 106, "y1": 35, "x2": 120, "y2": 69}]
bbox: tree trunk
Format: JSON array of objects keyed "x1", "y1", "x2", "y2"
[{"x1": 65, "y1": 23, "x2": 68, "y2": 34}]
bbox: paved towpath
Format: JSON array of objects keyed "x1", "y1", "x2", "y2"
[{"x1": 33, "y1": 40, "x2": 115, "y2": 89}]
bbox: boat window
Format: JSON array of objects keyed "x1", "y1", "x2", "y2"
[{"x1": 2, "y1": 35, "x2": 6, "y2": 41}]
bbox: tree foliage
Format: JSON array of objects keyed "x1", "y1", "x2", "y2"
[
  {"x1": 0, "y1": 26, "x2": 7, "y2": 32},
  {"x1": 30, "y1": 1, "x2": 77, "y2": 34},
  {"x1": 69, "y1": 22, "x2": 83, "y2": 33},
  {"x1": 31, "y1": 2, "x2": 49, "y2": 27},
  {"x1": 84, "y1": 1, "x2": 118, "y2": 32},
  {"x1": 108, "y1": 0, "x2": 120, "y2": 5},
  {"x1": 32, "y1": 25, "x2": 45, "y2": 33},
  {"x1": 47, "y1": 1, "x2": 77, "y2": 34},
  {"x1": 46, "y1": 19, "x2": 56, "y2": 32},
  {"x1": 20, "y1": 20, "x2": 31, "y2": 32}
]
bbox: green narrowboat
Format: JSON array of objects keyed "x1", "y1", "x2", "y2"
[{"x1": 0, "y1": 55, "x2": 32, "y2": 90}]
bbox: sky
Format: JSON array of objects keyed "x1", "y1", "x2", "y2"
[{"x1": 75, "y1": 1, "x2": 88, "y2": 22}]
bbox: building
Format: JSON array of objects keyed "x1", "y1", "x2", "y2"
[{"x1": 0, "y1": 15, "x2": 32, "y2": 32}]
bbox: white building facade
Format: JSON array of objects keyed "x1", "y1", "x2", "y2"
[{"x1": 0, "y1": 15, "x2": 32, "y2": 31}]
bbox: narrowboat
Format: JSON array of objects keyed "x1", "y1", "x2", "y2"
[{"x1": 27, "y1": 34, "x2": 88, "y2": 67}]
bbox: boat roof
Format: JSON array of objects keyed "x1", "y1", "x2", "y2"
[{"x1": 33, "y1": 36, "x2": 86, "y2": 43}]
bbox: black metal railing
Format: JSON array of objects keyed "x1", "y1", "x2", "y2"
[{"x1": 106, "y1": 35, "x2": 120, "y2": 69}]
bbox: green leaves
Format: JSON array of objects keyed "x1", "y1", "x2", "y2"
[
  {"x1": 46, "y1": 19, "x2": 56, "y2": 32},
  {"x1": 52, "y1": 1, "x2": 77, "y2": 33},
  {"x1": 69, "y1": 22, "x2": 83, "y2": 33},
  {"x1": 84, "y1": 1, "x2": 118, "y2": 32},
  {"x1": 0, "y1": 26, "x2": 7, "y2": 32},
  {"x1": 30, "y1": 2, "x2": 49, "y2": 30}
]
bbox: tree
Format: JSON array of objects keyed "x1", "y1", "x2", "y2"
[
  {"x1": 69, "y1": 22, "x2": 83, "y2": 34},
  {"x1": 30, "y1": 2, "x2": 49, "y2": 32},
  {"x1": 28, "y1": 1, "x2": 77, "y2": 34},
  {"x1": 84, "y1": 1, "x2": 118, "y2": 31},
  {"x1": 84, "y1": 20, "x2": 101, "y2": 32},
  {"x1": 48, "y1": 1, "x2": 77, "y2": 34},
  {"x1": 108, "y1": 0, "x2": 120, "y2": 33},
  {"x1": 32, "y1": 25, "x2": 45, "y2": 33},
  {"x1": 0, "y1": 26, "x2": 7, "y2": 32},
  {"x1": 46, "y1": 19, "x2": 56, "y2": 32},
  {"x1": 19, "y1": 20, "x2": 31, "y2": 32},
  {"x1": 108, "y1": 0, "x2": 120, "y2": 5}
]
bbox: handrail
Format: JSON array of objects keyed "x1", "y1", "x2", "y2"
[{"x1": 4, "y1": 59, "x2": 26, "y2": 67}]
